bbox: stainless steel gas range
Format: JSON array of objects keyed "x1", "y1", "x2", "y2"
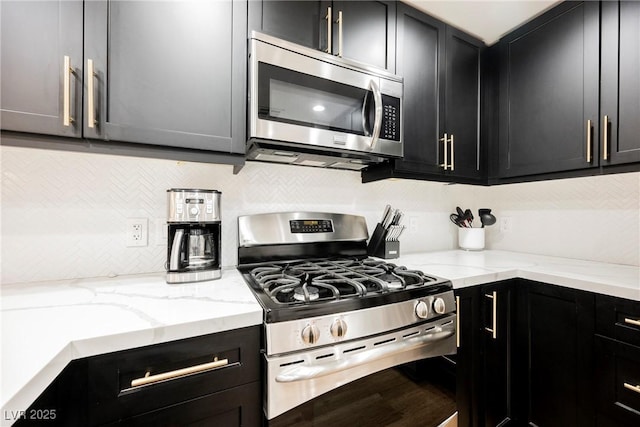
[{"x1": 237, "y1": 212, "x2": 457, "y2": 420}]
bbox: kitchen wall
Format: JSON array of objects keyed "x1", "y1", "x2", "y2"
[{"x1": 1, "y1": 144, "x2": 638, "y2": 285}]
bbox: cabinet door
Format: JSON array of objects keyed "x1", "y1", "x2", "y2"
[
  {"x1": 481, "y1": 281, "x2": 512, "y2": 427},
  {"x1": 600, "y1": 0, "x2": 640, "y2": 166},
  {"x1": 498, "y1": 1, "x2": 600, "y2": 177},
  {"x1": 84, "y1": 0, "x2": 246, "y2": 153},
  {"x1": 455, "y1": 287, "x2": 481, "y2": 427},
  {"x1": 0, "y1": 0, "x2": 82, "y2": 138},
  {"x1": 332, "y1": 1, "x2": 396, "y2": 71},
  {"x1": 249, "y1": 1, "x2": 326, "y2": 51},
  {"x1": 391, "y1": 4, "x2": 445, "y2": 175},
  {"x1": 523, "y1": 282, "x2": 595, "y2": 427},
  {"x1": 444, "y1": 27, "x2": 482, "y2": 180}
]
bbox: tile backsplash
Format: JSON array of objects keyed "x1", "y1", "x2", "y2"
[{"x1": 1, "y1": 144, "x2": 638, "y2": 284}]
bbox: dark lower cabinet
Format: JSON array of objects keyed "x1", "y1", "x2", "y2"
[
  {"x1": 595, "y1": 294, "x2": 640, "y2": 426},
  {"x1": 14, "y1": 326, "x2": 261, "y2": 427},
  {"x1": 456, "y1": 281, "x2": 513, "y2": 427},
  {"x1": 518, "y1": 281, "x2": 596, "y2": 427},
  {"x1": 455, "y1": 287, "x2": 481, "y2": 427}
]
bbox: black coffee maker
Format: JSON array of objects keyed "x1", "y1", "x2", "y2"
[{"x1": 166, "y1": 189, "x2": 221, "y2": 284}]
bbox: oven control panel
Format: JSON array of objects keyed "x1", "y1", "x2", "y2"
[{"x1": 289, "y1": 219, "x2": 334, "y2": 233}]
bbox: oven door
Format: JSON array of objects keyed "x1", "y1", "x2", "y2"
[
  {"x1": 264, "y1": 314, "x2": 456, "y2": 420},
  {"x1": 249, "y1": 35, "x2": 403, "y2": 159}
]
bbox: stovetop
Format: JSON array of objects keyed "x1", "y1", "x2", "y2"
[{"x1": 238, "y1": 257, "x2": 452, "y2": 322}]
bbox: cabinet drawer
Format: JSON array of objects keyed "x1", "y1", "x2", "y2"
[
  {"x1": 595, "y1": 336, "x2": 640, "y2": 427},
  {"x1": 88, "y1": 326, "x2": 260, "y2": 426},
  {"x1": 104, "y1": 381, "x2": 261, "y2": 427},
  {"x1": 596, "y1": 295, "x2": 640, "y2": 347}
]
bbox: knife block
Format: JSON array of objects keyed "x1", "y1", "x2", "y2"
[{"x1": 367, "y1": 223, "x2": 400, "y2": 259}]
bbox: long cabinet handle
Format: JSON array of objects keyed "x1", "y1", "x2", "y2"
[
  {"x1": 337, "y1": 10, "x2": 343, "y2": 57},
  {"x1": 130, "y1": 358, "x2": 229, "y2": 388},
  {"x1": 325, "y1": 7, "x2": 332, "y2": 54},
  {"x1": 440, "y1": 133, "x2": 449, "y2": 170},
  {"x1": 586, "y1": 119, "x2": 592, "y2": 163},
  {"x1": 603, "y1": 115, "x2": 609, "y2": 160},
  {"x1": 624, "y1": 317, "x2": 640, "y2": 327},
  {"x1": 450, "y1": 134, "x2": 455, "y2": 171},
  {"x1": 485, "y1": 291, "x2": 497, "y2": 339},
  {"x1": 87, "y1": 59, "x2": 96, "y2": 129},
  {"x1": 63, "y1": 56, "x2": 74, "y2": 126},
  {"x1": 456, "y1": 296, "x2": 461, "y2": 348},
  {"x1": 624, "y1": 382, "x2": 640, "y2": 394}
]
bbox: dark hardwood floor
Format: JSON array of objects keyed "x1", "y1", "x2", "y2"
[{"x1": 269, "y1": 365, "x2": 457, "y2": 427}]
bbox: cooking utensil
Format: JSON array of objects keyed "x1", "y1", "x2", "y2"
[{"x1": 478, "y1": 208, "x2": 496, "y2": 228}]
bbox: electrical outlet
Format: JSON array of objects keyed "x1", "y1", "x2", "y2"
[
  {"x1": 126, "y1": 218, "x2": 148, "y2": 247},
  {"x1": 409, "y1": 216, "x2": 418, "y2": 232},
  {"x1": 500, "y1": 216, "x2": 513, "y2": 233}
]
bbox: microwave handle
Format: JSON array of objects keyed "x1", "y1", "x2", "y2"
[{"x1": 368, "y1": 80, "x2": 383, "y2": 149}]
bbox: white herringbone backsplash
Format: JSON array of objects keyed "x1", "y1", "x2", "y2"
[{"x1": 1, "y1": 144, "x2": 639, "y2": 284}]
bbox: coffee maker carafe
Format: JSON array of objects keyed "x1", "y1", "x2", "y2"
[{"x1": 166, "y1": 189, "x2": 221, "y2": 284}]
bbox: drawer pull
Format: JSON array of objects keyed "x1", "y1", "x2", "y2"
[
  {"x1": 624, "y1": 382, "x2": 640, "y2": 394},
  {"x1": 624, "y1": 317, "x2": 640, "y2": 327},
  {"x1": 130, "y1": 357, "x2": 228, "y2": 388}
]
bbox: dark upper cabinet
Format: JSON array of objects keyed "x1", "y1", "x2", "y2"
[
  {"x1": 248, "y1": 1, "x2": 395, "y2": 71},
  {"x1": 83, "y1": 0, "x2": 246, "y2": 153},
  {"x1": 362, "y1": 3, "x2": 483, "y2": 184},
  {"x1": 498, "y1": 1, "x2": 600, "y2": 178},
  {"x1": 0, "y1": 0, "x2": 83, "y2": 138},
  {"x1": 600, "y1": 0, "x2": 640, "y2": 166}
]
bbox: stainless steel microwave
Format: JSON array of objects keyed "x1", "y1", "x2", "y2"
[{"x1": 247, "y1": 31, "x2": 403, "y2": 170}]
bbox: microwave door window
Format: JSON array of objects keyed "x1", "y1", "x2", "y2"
[{"x1": 258, "y1": 64, "x2": 366, "y2": 135}]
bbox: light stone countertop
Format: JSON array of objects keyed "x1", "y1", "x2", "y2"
[{"x1": 1, "y1": 250, "x2": 638, "y2": 424}]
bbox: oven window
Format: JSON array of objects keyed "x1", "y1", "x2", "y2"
[{"x1": 258, "y1": 63, "x2": 370, "y2": 135}]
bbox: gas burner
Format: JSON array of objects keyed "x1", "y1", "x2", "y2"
[
  {"x1": 247, "y1": 257, "x2": 441, "y2": 307},
  {"x1": 294, "y1": 285, "x2": 320, "y2": 301}
]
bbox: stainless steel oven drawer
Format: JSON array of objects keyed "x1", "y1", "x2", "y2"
[{"x1": 87, "y1": 326, "x2": 260, "y2": 425}]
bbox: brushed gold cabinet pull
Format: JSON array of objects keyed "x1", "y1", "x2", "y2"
[
  {"x1": 325, "y1": 7, "x2": 332, "y2": 54},
  {"x1": 450, "y1": 134, "x2": 455, "y2": 171},
  {"x1": 337, "y1": 10, "x2": 343, "y2": 57},
  {"x1": 624, "y1": 317, "x2": 640, "y2": 327},
  {"x1": 456, "y1": 295, "x2": 460, "y2": 348},
  {"x1": 63, "y1": 56, "x2": 74, "y2": 126},
  {"x1": 586, "y1": 119, "x2": 592, "y2": 163},
  {"x1": 485, "y1": 291, "x2": 497, "y2": 339},
  {"x1": 130, "y1": 357, "x2": 229, "y2": 388},
  {"x1": 87, "y1": 59, "x2": 97, "y2": 129},
  {"x1": 603, "y1": 115, "x2": 609, "y2": 160},
  {"x1": 440, "y1": 133, "x2": 449, "y2": 170},
  {"x1": 624, "y1": 382, "x2": 640, "y2": 394}
]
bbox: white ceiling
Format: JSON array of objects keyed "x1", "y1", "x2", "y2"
[{"x1": 403, "y1": 0, "x2": 562, "y2": 45}]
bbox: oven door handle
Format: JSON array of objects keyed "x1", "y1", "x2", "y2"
[{"x1": 275, "y1": 324, "x2": 454, "y2": 383}]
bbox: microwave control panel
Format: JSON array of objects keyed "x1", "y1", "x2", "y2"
[{"x1": 381, "y1": 95, "x2": 401, "y2": 141}]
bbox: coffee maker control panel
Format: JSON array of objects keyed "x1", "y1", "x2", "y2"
[{"x1": 167, "y1": 189, "x2": 221, "y2": 223}]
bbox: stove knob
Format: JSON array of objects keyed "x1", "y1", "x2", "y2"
[
  {"x1": 433, "y1": 297, "x2": 447, "y2": 315},
  {"x1": 415, "y1": 301, "x2": 430, "y2": 319},
  {"x1": 301, "y1": 324, "x2": 320, "y2": 345},
  {"x1": 330, "y1": 319, "x2": 348, "y2": 339}
]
